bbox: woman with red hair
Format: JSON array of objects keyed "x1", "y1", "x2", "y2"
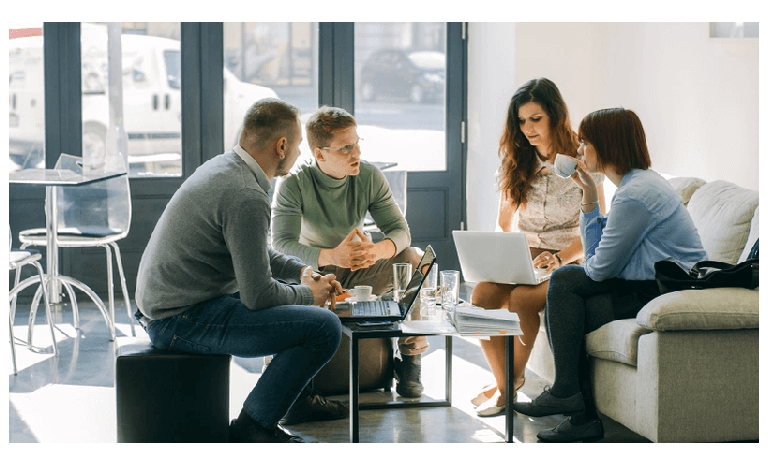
[{"x1": 514, "y1": 108, "x2": 707, "y2": 442}]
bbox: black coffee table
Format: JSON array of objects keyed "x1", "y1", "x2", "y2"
[{"x1": 342, "y1": 320, "x2": 515, "y2": 443}]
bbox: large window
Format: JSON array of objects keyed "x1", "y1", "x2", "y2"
[
  {"x1": 222, "y1": 22, "x2": 318, "y2": 165},
  {"x1": 354, "y1": 22, "x2": 447, "y2": 172},
  {"x1": 80, "y1": 22, "x2": 182, "y2": 177},
  {"x1": 8, "y1": 23, "x2": 45, "y2": 172}
]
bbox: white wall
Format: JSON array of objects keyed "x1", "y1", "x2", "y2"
[{"x1": 466, "y1": 22, "x2": 759, "y2": 231}]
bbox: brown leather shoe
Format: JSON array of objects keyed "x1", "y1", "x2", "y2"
[{"x1": 230, "y1": 411, "x2": 305, "y2": 443}]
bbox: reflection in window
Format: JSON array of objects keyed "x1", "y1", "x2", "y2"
[
  {"x1": 710, "y1": 22, "x2": 759, "y2": 39},
  {"x1": 355, "y1": 23, "x2": 447, "y2": 172},
  {"x1": 81, "y1": 22, "x2": 182, "y2": 178},
  {"x1": 8, "y1": 23, "x2": 46, "y2": 171},
  {"x1": 223, "y1": 22, "x2": 318, "y2": 163}
]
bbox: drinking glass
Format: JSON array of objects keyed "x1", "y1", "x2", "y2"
[
  {"x1": 393, "y1": 262, "x2": 412, "y2": 303},
  {"x1": 420, "y1": 262, "x2": 438, "y2": 319},
  {"x1": 440, "y1": 270, "x2": 460, "y2": 315}
]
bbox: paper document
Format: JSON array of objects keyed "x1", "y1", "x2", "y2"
[{"x1": 452, "y1": 304, "x2": 523, "y2": 336}]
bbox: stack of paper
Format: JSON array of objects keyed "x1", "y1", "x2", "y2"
[{"x1": 451, "y1": 304, "x2": 523, "y2": 336}]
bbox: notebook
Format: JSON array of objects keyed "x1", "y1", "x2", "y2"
[
  {"x1": 452, "y1": 231, "x2": 551, "y2": 285},
  {"x1": 333, "y1": 245, "x2": 436, "y2": 322}
]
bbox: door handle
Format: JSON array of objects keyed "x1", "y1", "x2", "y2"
[
  {"x1": 165, "y1": 94, "x2": 170, "y2": 110},
  {"x1": 152, "y1": 94, "x2": 159, "y2": 110}
]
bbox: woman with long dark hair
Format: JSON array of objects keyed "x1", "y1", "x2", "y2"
[
  {"x1": 513, "y1": 108, "x2": 707, "y2": 442},
  {"x1": 469, "y1": 78, "x2": 605, "y2": 416}
]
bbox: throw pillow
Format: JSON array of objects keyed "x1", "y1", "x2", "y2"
[{"x1": 667, "y1": 176, "x2": 706, "y2": 206}]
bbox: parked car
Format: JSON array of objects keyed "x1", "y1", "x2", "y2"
[
  {"x1": 8, "y1": 24, "x2": 278, "y2": 173},
  {"x1": 359, "y1": 49, "x2": 445, "y2": 104}
]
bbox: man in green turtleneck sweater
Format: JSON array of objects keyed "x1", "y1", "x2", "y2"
[{"x1": 272, "y1": 106, "x2": 427, "y2": 424}]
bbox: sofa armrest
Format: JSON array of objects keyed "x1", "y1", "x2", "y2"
[{"x1": 636, "y1": 287, "x2": 759, "y2": 332}]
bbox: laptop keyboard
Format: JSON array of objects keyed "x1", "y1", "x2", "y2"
[{"x1": 353, "y1": 301, "x2": 390, "y2": 316}]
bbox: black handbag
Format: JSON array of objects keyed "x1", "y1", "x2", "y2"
[{"x1": 654, "y1": 257, "x2": 759, "y2": 295}]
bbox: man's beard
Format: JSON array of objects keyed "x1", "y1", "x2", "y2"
[{"x1": 275, "y1": 158, "x2": 290, "y2": 177}]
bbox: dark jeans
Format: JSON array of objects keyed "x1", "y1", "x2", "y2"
[
  {"x1": 545, "y1": 265, "x2": 660, "y2": 418},
  {"x1": 144, "y1": 293, "x2": 342, "y2": 429}
]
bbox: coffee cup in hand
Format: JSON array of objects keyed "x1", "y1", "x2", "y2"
[
  {"x1": 354, "y1": 285, "x2": 373, "y2": 302},
  {"x1": 554, "y1": 153, "x2": 579, "y2": 178}
]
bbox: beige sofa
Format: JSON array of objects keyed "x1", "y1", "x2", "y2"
[{"x1": 527, "y1": 177, "x2": 759, "y2": 442}]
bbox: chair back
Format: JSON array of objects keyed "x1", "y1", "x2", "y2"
[
  {"x1": 54, "y1": 154, "x2": 132, "y2": 237},
  {"x1": 382, "y1": 169, "x2": 407, "y2": 217}
]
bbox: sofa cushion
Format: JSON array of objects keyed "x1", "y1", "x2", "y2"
[
  {"x1": 738, "y1": 206, "x2": 759, "y2": 263},
  {"x1": 687, "y1": 181, "x2": 759, "y2": 264},
  {"x1": 667, "y1": 176, "x2": 707, "y2": 206},
  {"x1": 636, "y1": 287, "x2": 759, "y2": 332},
  {"x1": 586, "y1": 318, "x2": 651, "y2": 366}
]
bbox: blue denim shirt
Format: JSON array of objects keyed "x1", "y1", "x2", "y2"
[{"x1": 580, "y1": 169, "x2": 707, "y2": 281}]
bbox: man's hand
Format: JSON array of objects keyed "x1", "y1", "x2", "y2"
[
  {"x1": 301, "y1": 266, "x2": 343, "y2": 307},
  {"x1": 320, "y1": 228, "x2": 377, "y2": 271}
]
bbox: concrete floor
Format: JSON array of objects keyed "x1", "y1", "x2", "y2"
[{"x1": 9, "y1": 288, "x2": 654, "y2": 449}]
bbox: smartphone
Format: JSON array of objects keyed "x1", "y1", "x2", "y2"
[{"x1": 356, "y1": 320, "x2": 394, "y2": 327}]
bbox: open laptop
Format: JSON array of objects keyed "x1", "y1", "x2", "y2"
[
  {"x1": 333, "y1": 245, "x2": 436, "y2": 322},
  {"x1": 453, "y1": 231, "x2": 551, "y2": 285}
]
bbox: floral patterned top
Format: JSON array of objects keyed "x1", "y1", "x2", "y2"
[{"x1": 501, "y1": 158, "x2": 604, "y2": 251}]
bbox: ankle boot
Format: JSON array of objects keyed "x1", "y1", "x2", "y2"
[{"x1": 394, "y1": 354, "x2": 424, "y2": 398}]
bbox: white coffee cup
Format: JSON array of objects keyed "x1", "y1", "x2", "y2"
[
  {"x1": 554, "y1": 153, "x2": 579, "y2": 178},
  {"x1": 354, "y1": 285, "x2": 373, "y2": 302}
]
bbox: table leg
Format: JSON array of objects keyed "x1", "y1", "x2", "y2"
[
  {"x1": 349, "y1": 333, "x2": 360, "y2": 443},
  {"x1": 445, "y1": 335, "x2": 453, "y2": 405},
  {"x1": 506, "y1": 335, "x2": 513, "y2": 442},
  {"x1": 45, "y1": 186, "x2": 61, "y2": 303}
]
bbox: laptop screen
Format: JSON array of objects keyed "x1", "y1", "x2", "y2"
[{"x1": 397, "y1": 245, "x2": 436, "y2": 315}]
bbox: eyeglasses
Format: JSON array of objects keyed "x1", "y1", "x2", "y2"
[{"x1": 320, "y1": 138, "x2": 363, "y2": 155}]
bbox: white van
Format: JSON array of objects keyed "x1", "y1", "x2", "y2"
[{"x1": 9, "y1": 24, "x2": 278, "y2": 175}]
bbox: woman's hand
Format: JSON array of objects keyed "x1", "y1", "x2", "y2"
[
  {"x1": 532, "y1": 251, "x2": 562, "y2": 274},
  {"x1": 570, "y1": 161, "x2": 597, "y2": 192},
  {"x1": 571, "y1": 162, "x2": 600, "y2": 212}
]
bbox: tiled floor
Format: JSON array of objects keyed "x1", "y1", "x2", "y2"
[{"x1": 9, "y1": 289, "x2": 651, "y2": 446}]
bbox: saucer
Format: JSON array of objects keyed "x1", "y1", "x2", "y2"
[{"x1": 347, "y1": 294, "x2": 378, "y2": 303}]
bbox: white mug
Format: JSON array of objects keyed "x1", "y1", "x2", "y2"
[
  {"x1": 554, "y1": 153, "x2": 579, "y2": 178},
  {"x1": 354, "y1": 285, "x2": 373, "y2": 302}
]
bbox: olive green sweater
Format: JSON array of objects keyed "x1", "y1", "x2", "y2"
[{"x1": 271, "y1": 160, "x2": 410, "y2": 268}]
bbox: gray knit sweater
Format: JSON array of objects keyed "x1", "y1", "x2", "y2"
[{"x1": 136, "y1": 149, "x2": 313, "y2": 320}]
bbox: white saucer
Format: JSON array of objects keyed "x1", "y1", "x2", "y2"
[{"x1": 347, "y1": 294, "x2": 378, "y2": 303}]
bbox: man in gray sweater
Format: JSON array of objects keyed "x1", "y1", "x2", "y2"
[
  {"x1": 135, "y1": 98, "x2": 342, "y2": 443},
  {"x1": 272, "y1": 106, "x2": 427, "y2": 424}
]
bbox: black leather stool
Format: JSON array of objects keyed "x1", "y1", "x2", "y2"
[{"x1": 115, "y1": 343, "x2": 232, "y2": 442}]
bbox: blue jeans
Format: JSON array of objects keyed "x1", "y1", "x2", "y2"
[{"x1": 145, "y1": 293, "x2": 342, "y2": 429}]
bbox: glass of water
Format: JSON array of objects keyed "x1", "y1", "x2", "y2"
[
  {"x1": 440, "y1": 270, "x2": 460, "y2": 316},
  {"x1": 420, "y1": 262, "x2": 438, "y2": 319},
  {"x1": 393, "y1": 262, "x2": 412, "y2": 303}
]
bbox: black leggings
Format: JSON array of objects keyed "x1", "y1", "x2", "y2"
[{"x1": 545, "y1": 265, "x2": 660, "y2": 419}]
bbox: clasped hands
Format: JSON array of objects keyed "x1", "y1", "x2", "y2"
[
  {"x1": 301, "y1": 266, "x2": 343, "y2": 309},
  {"x1": 328, "y1": 228, "x2": 378, "y2": 272}
]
